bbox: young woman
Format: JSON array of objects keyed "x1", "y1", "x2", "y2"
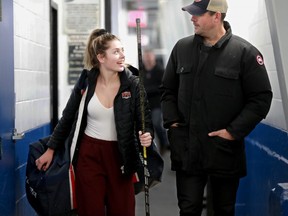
[{"x1": 35, "y1": 29, "x2": 154, "y2": 216}]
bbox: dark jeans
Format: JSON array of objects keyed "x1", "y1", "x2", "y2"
[{"x1": 176, "y1": 171, "x2": 239, "y2": 216}]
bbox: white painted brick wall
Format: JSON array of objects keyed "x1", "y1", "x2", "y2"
[
  {"x1": 14, "y1": 0, "x2": 51, "y2": 132},
  {"x1": 248, "y1": 0, "x2": 285, "y2": 129}
]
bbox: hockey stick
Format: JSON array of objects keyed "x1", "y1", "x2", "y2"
[{"x1": 136, "y1": 18, "x2": 150, "y2": 216}]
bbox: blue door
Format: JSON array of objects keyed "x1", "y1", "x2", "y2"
[{"x1": 0, "y1": 0, "x2": 16, "y2": 215}]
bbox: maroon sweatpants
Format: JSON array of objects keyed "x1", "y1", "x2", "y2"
[{"x1": 75, "y1": 134, "x2": 135, "y2": 216}]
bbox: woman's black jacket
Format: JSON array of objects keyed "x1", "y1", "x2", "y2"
[{"x1": 47, "y1": 67, "x2": 154, "y2": 175}]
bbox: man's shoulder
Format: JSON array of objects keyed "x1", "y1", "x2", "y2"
[
  {"x1": 228, "y1": 34, "x2": 263, "y2": 56},
  {"x1": 169, "y1": 35, "x2": 197, "y2": 60},
  {"x1": 173, "y1": 35, "x2": 196, "y2": 53},
  {"x1": 177, "y1": 35, "x2": 195, "y2": 45},
  {"x1": 230, "y1": 34, "x2": 254, "y2": 49}
]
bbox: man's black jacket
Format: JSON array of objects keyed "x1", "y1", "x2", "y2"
[{"x1": 161, "y1": 22, "x2": 272, "y2": 177}]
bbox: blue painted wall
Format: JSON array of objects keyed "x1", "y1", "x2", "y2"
[
  {"x1": 15, "y1": 124, "x2": 51, "y2": 216},
  {"x1": 14, "y1": 120, "x2": 288, "y2": 216},
  {"x1": 236, "y1": 123, "x2": 288, "y2": 216}
]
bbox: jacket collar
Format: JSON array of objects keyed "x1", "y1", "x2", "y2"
[
  {"x1": 194, "y1": 21, "x2": 232, "y2": 49},
  {"x1": 213, "y1": 21, "x2": 232, "y2": 48}
]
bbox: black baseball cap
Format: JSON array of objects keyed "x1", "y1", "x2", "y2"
[{"x1": 182, "y1": 0, "x2": 228, "y2": 16}]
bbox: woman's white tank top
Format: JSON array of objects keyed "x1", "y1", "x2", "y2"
[{"x1": 84, "y1": 93, "x2": 117, "y2": 141}]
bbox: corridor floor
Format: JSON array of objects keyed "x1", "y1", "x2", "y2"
[
  {"x1": 135, "y1": 151, "x2": 208, "y2": 216},
  {"x1": 135, "y1": 150, "x2": 178, "y2": 215}
]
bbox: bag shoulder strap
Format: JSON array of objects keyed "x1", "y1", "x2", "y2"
[{"x1": 70, "y1": 87, "x2": 88, "y2": 161}]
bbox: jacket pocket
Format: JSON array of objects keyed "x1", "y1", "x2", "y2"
[
  {"x1": 167, "y1": 126, "x2": 188, "y2": 167},
  {"x1": 214, "y1": 68, "x2": 239, "y2": 80},
  {"x1": 176, "y1": 65, "x2": 192, "y2": 75},
  {"x1": 205, "y1": 136, "x2": 245, "y2": 175},
  {"x1": 211, "y1": 68, "x2": 241, "y2": 98},
  {"x1": 176, "y1": 65, "x2": 194, "y2": 108}
]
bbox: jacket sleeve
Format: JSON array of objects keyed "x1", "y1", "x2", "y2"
[
  {"x1": 161, "y1": 43, "x2": 181, "y2": 128},
  {"x1": 47, "y1": 69, "x2": 88, "y2": 149},
  {"x1": 227, "y1": 47, "x2": 272, "y2": 139}
]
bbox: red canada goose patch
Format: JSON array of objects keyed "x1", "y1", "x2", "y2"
[{"x1": 256, "y1": 55, "x2": 264, "y2": 65}]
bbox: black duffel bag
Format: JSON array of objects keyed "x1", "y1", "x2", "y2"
[
  {"x1": 134, "y1": 141, "x2": 164, "y2": 195},
  {"x1": 25, "y1": 136, "x2": 77, "y2": 216}
]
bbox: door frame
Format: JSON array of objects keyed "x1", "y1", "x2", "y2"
[{"x1": 0, "y1": 0, "x2": 16, "y2": 215}]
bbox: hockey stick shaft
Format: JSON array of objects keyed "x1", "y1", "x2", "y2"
[{"x1": 136, "y1": 18, "x2": 150, "y2": 216}]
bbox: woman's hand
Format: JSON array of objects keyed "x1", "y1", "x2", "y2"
[
  {"x1": 35, "y1": 148, "x2": 55, "y2": 171},
  {"x1": 138, "y1": 131, "x2": 152, "y2": 147}
]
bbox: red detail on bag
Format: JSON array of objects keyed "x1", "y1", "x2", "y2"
[
  {"x1": 132, "y1": 172, "x2": 139, "y2": 183},
  {"x1": 69, "y1": 164, "x2": 77, "y2": 209},
  {"x1": 81, "y1": 89, "x2": 86, "y2": 95}
]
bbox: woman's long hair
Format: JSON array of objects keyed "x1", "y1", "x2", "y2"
[{"x1": 83, "y1": 29, "x2": 119, "y2": 70}]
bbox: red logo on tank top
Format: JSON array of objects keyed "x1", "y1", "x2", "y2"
[{"x1": 122, "y1": 91, "x2": 131, "y2": 99}]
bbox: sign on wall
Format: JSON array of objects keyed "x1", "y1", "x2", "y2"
[
  {"x1": 67, "y1": 35, "x2": 87, "y2": 85},
  {"x1": 63, "y1": 0, "x2": 100, "y2": 35},
  {"x1": 64, "y1": 0, "x2": 101, "y2": 85}
]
